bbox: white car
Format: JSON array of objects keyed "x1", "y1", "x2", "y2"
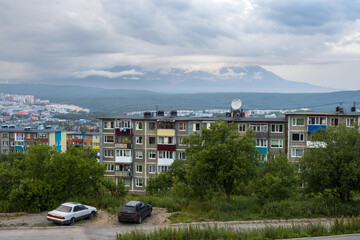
[{"x1": 47, "y1": 202, "x2": 97, "y2": 225}]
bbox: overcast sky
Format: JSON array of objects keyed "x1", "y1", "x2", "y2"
[{"x1": 1, "y1": 0, "x2": 360, "y2": 90}]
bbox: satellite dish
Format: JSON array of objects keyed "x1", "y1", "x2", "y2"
[{"x1": 231, "y1": 99, "x2": 242, "y2": 110}]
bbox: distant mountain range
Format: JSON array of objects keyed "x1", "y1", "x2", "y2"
[
  {"x1": 0, "y1": 83, "x2": 359, "y2": 113},
  {"x1": 42, "y1": 65, "x2": 336, "y2": 93}
]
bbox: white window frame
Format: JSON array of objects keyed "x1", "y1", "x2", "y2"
[
  {"x1": 149, "y1": 165, "x2": 156, "y2": 174},
  {"x1": 149, "y1": 151, "x2": 156, "y2": 159},
  {"x1": 136, "y1": 136, "x2": 143, "y2": 145},
  {"x1": 106, "y1": 164, "x2": 114, "y2": 172},
  {"x1": 135, "y1": 179, "x2": 143, "y2": 187},
  {"x1": 193, "y1": 123, "x2": 200, "y2": 131},
  {"x1": 308, "y1": 116, "x2": 327, "y2": 125},
  {"x1": 136, "y1": 151, "x2": 143, "y2": 159},
  {"x1": 270, "y1": 139, "x2": 283, "y2": 148},
  {"x1": 271, "y1": 124, "x2": 283, "y2": 133},
  {"x1": 104, "y1": 149, "x2": 114, "y2": 157},
  {"x1": 149, "y1": 136, "x2": 156, "y2": 145},
  {"x1": 249, "y1": 124, "x2": 268, "y2": 132},
  {"x1": 104, "y1": 121, "x2": 114, "y2": 129},
  {"x1": 116, "y1": 120, "x2": 132, "y2": 128},
  {"x1": 2, "y1": 141, "x2": 8, "y2": 146},
  {"x1": 136, "y1": 165, "x2": 143, "y2": 173},
  {"x1": 136, "y1": 121, "x2": 143, "y2": 130},
  {"x1": 178, "y1": 137, "x2": 185, "y2": 146},
  {"x1": 158, "y1": 136, "x2": 174, "y2": 144},
  {"x1": 178, "y1": 152, "x2": 186, "y2": 159},
  {"x1": 104, "y1": 135, "x2": 114, "y2": 143},
  {"x1": 158, "y1": 165, "x2": 169, "y2": 173},
  {"x1": 178, "y1": 122, "x2": 186, "y2": 131},
  {"x1": 346, "y1": 118, "x2": 355, "y2": 127},
  {"x1": 291, "y1": 148, "x2": 304, "y2": 158},
  {"x1": 158, "y1": 151, "x2": 174, "y2": 159},
  {"x1": 116, "y1": 149, "x2": 132, "y2": 157},
  {"x1": 292, "y1": 117, "x2": 305, "y2": 126},
  {"x1": 292, "y1": 133, "x2": 304, "y2": 142},
  {"x1": 256, "y1": 139, "x2": 268, "y2": 147},
  {"x1": 239, "y1": 124, "x2": 246, "y2": 132}
]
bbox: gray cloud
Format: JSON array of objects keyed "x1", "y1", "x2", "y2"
[{"x1": 0, "y1": 0, "x2": 360, "y2": 89}]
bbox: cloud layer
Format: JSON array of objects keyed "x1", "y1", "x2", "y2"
[{"x1": 1, "y1": 0, "x2": 360, "y2": 89}]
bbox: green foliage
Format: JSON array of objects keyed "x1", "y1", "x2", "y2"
[
  {"x1": 0, "y1": 145, "x2": 125, "y2": 212},
  {"x1": 184, "y1": 119, "x2": 259, "y2": 202},
  {"x1": 300, "y1": 124, "x2": 360, "y2": 201},
  {"x1": 254, "y1": 153, "x2": 299, "y2": 204}
]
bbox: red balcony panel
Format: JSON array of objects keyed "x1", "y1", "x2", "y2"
[
  {"x1": 72, "y1": 139, "x2": 84, "y2": 142},
  {"x1": 115, "y1": 128, "x2": 133, "y2": 136},
  {"x1": 37, "y1": 138, "x2": 48, "y2": 143},
  {"x1": 157, "y1": 144, "x2": 176, "y2": 151}
]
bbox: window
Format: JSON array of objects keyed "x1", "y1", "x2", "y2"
[
  {"x1": 178, "y1": 152, "x2": 186, "y2": 159},
  {"x1": 2, "y1": 141, "x2": 8, "y2": 146},
  {"x1": 136, "y1": 151, "x2": 143, "y2": 159},
  {"x1": 104, "y1": 149, "x2": 114, "y2": 157},
  {"x1": 136, "y1": 165, "x2": 143, "y2": 173},
  {"x1": 135, "y1": 179, "x2": 143, "y2": 187},
  {"x1": 106, "y1": 164, "x2": 114, "y2": 171},
  {"x1": 158, "y1": 151, "x2": 174, "y2": 159},
  {"x1": 116, "y1": 149, "x2": 132, "y2": 157},
  {"x1": 149, "y1": 151, "x2": 156, "y2": 159},
  {"x1": 193, "y1": 123, "x2": 200, "y2": 131},
  {"x1": 205, "y1": 123, "x2": 213, "y2": 129},
  {"x1": 178, "y1": 137, "x2": 185, "y2": 146},
  {"x1": 158, "y1": 166, "x2": 169, "y2": 173},
  {"x1": 270, "y1": 140, "x2": 283, "y2": 148},
  {"x1": 346, "y1": 118, "x2": 355, "y2": 127},
  {"x1": 271, "y1": 124, "x2": 283, "y2": 133},
  {"x1": 104, "y1": 121, "x2": 114, "y2": 129},
  {"x1": 149, "y1": 165, "x2": 156, "y2": 174},
  {"x1": 117, "y1": 136, "x2": 131, "y2": 144},
  {"x1": 37, "y1": 133, "x2": 47, "y2": 138},
  {"x1": 26, "y1": 133, "x2": 31, "y2": 139},
  {"x1": 292, "y1": 118, "x2": 305, "y2": 126},
  {"x1": 2, "y1": 133, "x2": 8, "y2": 138},
  {"x1": 331, "y1": 118, "x2": 339, "y2": 126},
  {"x1": 249, "y1": 124, "x2": 268, "y2": 132},
  {"x1": 104, "y1": 135, "x2": 114, "y2": 143},
  {"x1": 308, "y1": 116, "x2": 327, "y2": 125},
  {"x1": 2, "y1": 149, "x2": 8, "y2": 153},
  {"x1": 292, "y1": 133, "x2": 304, "y2": 142},
  {"x1": 256, "y1": 139, "x2": 267, "y2": 147},
  {"x1": 239, "y1": 124, "x2": 246, "y2": 132},
  {"x1": 158, "y1": 136, "x2": 174, "y2": 144},
  {"x1": 149, "y1": 137, "x2": 156, "y2": 145},
  {"x1": 10, "y1": 133, "x2": 15, "y2": 138},
  {"x1": 136, "y1": 137, "x2": 143, "y2": 144},
  {"x1": 157, "y1": 121, "x2": 175, "y2": 129},
  {"x1": 178, "y1": 122, "x2": 186, "y2": 131},
  {"x1": 291, "y1": 148, "x2": 304, "y2": 158},
  {"x1": 123, "y1": 179, "x2": 130, "y2": 187},
  {"x1": 136, "y1": 122, "x2": 143, "y2": 130},
  {"x1": 116, "y1": 120, "x2": 132, "y2": 128},
  {"x1": 149, "y1": 122, "x2": 156, "y2": 130}
]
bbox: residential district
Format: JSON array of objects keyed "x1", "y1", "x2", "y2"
[{"x1": 1, "y1": 94, "x2": 359, "y2": 194}]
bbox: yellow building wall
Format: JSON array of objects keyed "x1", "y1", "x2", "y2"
[{"x1": 157, "y1": 129, "x2": 175, "y2": 136}]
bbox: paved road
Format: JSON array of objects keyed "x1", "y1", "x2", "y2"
[{"x1": 1, "y1": 220, "x2": 360, "y2": 240}]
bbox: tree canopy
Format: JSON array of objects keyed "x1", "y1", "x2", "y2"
[{"x1": 300, "y1": 124, "x2": 360, "y2": 201}]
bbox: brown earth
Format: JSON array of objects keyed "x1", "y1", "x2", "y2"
[{"x1": 0, "y1": 207, "x2": 172, "y2": 228}]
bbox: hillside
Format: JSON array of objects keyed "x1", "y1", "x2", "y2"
[{"x1": 0, "y1": 84, "x2": 359, "y2": 112}]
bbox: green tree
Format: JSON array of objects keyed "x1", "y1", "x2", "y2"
[
  {"x1": 184, "y1": 119, "x2": 259, "y2": 202},
  {"x1": 254, "y1": 153, "x2": 299, "y2": 204},
  {"x1": 300, "y1": 124, "x2": 360, "y2": 201}
]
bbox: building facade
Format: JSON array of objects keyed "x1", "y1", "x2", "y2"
[
  {"x1": 66, "y1": 132, "x2": 100, "y2": 151},
  {"x1": 0, "y1": 128, "x2": 67, "y2": 153},
  {"x1": 99, "y1": 112, "x2": 286, "y2": 193}
]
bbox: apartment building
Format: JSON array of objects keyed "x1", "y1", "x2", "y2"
[
  {"x1": 66, "y1": 132, "x2": 100, "y2": 151},
  {"x1": 99, "y1": 111, "x2": 286, "y2": 193},
  {"x1": 0, "y1": 127, "x2": 67, "y2": 153},
  {"x1": 285, "y1": 109, "x2": 360, "y2": 162}
]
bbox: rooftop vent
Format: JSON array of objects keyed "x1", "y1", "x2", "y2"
[
  {"x1": 336, "y1": 106, "x2": 344, "y2": 113},
  {"x1": 144, "y1": 112, "x2": 152, "y2": 118},
  {"x1": 170, "y1": 110, "x2": 177, "y2": 117},
  {"x1": 351, "y1": 102, "x2": 356, "y2": 112},
  {"x1": 157, "y1": 110, "x2": 164, "y2": 116},
  {"x1": 225, "y1": 112, "x2": 231, "y2": 117}
]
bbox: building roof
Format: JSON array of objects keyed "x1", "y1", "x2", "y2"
[
  {"x1": 99, "y1": 115, "x2": 286, "y2": 123},
  {"x1": 67, "y1": 131, "x2": 100, "y2": 135},
  {"x1": 284, "y1": 112, "x2": 360, "y2": 116},
  {"x1": 0, "y1": 128, "x2": 65, "y2": 133}
]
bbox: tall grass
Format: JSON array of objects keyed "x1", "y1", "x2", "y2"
[{"x1": 116, "y1": 217, "x2": 360, "y2": 240}]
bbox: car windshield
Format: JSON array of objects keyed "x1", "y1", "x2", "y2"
[
  {"x1": 55, "y1": 205, "x2": 72, "y2": 213},
  {"x1": 120, "y1": 206, "x2": 136, "y2": 213}
]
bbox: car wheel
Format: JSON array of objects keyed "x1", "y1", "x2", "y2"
[
  {"x1": 148, "y1": 211, "x2": 151, "y2": 217},
  {"x1": 69, "y1": 217, "x2": 75, "y2": 226},
  {"x1": 137, "y1": 216, "x2": 142, "y2": 224},
  {"x1": 90, "y1": 211, "x2": 96, "y2": 219}
]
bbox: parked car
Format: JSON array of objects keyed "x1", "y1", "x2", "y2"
[
  {"x1": 47, "y1": 202, "x2": 97, "y2": 225},
  {"x1": 118, "y1": 201, "x2": 152, "y2": 224}
]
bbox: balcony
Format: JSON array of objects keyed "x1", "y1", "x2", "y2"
[
  {"x1": 157, "y1": 129, "x2": 175, "y2": 137},
  {"x1": 115, "y1": 128, "x2": 133, "y2": 136},
  {"x1": 115, "y1": 156, "x2": 133, "y2": 163},
  {"x1": 72, "y1": 139, "x2": 83, "y2": 142},
  {"x1": 115, "y1": 143, "x2": 132, "y2": 149},
  {"x1": 157, "y1": 144, "x2": 176, "y2": 151},
  {"x1": 158, "y1": 158, "x2": 174, "y2": 166},
  {"x1": 308, "y1": 125, "x2": 327, "y2": 132},
  {"x1": 115, "y1": 171, "x2": 132, "y2": 178},
  {"x1": 307, "y1": 141, "x2": 326, "y2": 148}
]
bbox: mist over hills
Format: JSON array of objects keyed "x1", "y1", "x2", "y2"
[
  {"x1": 42, "y1": 65, "x2": 335, "y2": 93},
  {"x1": 0, "y1": 83, "x2": 359, "y2": 113}
]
